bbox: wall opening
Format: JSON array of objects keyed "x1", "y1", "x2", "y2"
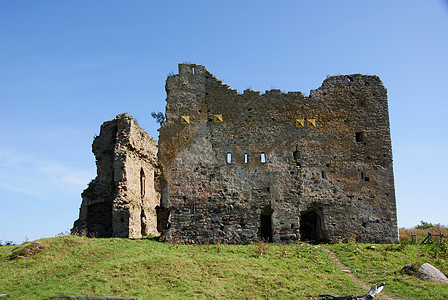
[
  {"x1": 140, "y1": 168, "x2": 145, "y2": 198},
  {"x1": 141, "y1": 209, "x2": 148, "y2": 237},
  {"x1": 259, "y1": 205, "x2": 273, "y2": 242},
  {"x1": 355, "y1": 132, "x2": 364, "y2": 143},
  {"x1": 260, "y1": 152, "x2": 266, "y2": 163},
  {"x1": 156, "y1": 205, "x2": 171, "y2": 233},
  {"x1": 87, "y1": 202, "x2": 113, "y2": 237},
  {"x1": 293, "y1": 150, "x2": 300, "y2": 160},
  {"x1": 226, "y1": 152, "x2": 232, "y2": 163},
  {"x1": 244, "y1": 153, "x2": 248, "y2": 164},
  {"x1": 140, "y1": 168, "x2": 148, "y2": 237},
  {"x1": 299, "y1": 210, "x2": 325, "y2": 243}
]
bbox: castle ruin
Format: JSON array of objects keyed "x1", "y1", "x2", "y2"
[{"x1": 73, "y1": 63, "x2": 398, "y2": 243}]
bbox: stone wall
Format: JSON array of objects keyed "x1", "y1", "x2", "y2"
[
  {"x1": 158, "y1": 63, "x2": 398, "y2": 243},
  {"x1": 72, "y1": 113, "x2": 160, "y2": 238}
]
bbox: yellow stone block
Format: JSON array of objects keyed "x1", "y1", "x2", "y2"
[
  {"x1": 214, "y1": 114, "x2": 223, "y2": 123},
  {"x1": 307, "y1": 119, "x2": 316, "y2": 127},
  {"x1": 180, "y1": 116, "x2": 190, "y2": 124},
  {"x1": 296, "y1": 119, "x2": 305, "y2": 128}
]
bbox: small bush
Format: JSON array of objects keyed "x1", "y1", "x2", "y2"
[
  {"x1": 0, "y1": 240, "x2": 16, "y2": 246},
  {"x1": 151, "y1": 112, "x2": 166, "y2": 125},
  {"x1": 416, "y1": 220, "x2": 436, "y2": 229}
]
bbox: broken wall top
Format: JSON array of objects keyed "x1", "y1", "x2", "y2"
[{"x1": 161, "y1": 63, "x2": 392, "y2": 169}]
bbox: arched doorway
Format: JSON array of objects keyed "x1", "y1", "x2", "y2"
[{"x1": 299, "y1": 210, "x2": 325, "y2": 243}]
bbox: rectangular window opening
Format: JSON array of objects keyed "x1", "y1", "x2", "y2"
[
  {"x1": 361, "y1": 172, "x2": 364, "y2": 179},
  {"x1": 355, "y1": 132, "x2": 364, "y2": 143},
  {"x1": 260, "y1": 152, "x2": 266, "y2": 163},
  {"x1": 192, "y1": 66, "x2": 195, "y2": 75},
  {"x1": 226, "y1": 152, "x2": 232, "y2": 164},
  {"x1": 321, "y1": 170, "x2": 326, "y2": 179},
  {"x1": 244, "y1": 153, "x2": 248, "y2": 164}
]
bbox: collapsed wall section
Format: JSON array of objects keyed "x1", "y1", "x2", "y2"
[
  {"x1": 72, "y1": 113, "x2": 160, "y2": 238},
  {"x1": 158, "y1": 63, "x2": 398, "y2": 244}
]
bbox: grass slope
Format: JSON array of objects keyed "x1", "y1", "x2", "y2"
[
  {"x1": 327, "y1": 242, "x2": 448, "y2": 299},
  {"x1": 0, "y1": 236, "x2": 447, "y2": 299}
]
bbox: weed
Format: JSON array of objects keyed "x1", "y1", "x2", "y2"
[
  {"x1": 253, "y1": 238, "x2": 269, "y2": 257},
  {"x1": 214, "y1": 238, "x2": 223, "y2": 253},
  {"x1": 279, "y1": 243, "x2": 288, "y2": 258}
]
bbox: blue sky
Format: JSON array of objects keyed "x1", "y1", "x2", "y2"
[{"x1": 1, "y1": 1, "x2": 447, "y2": 243}]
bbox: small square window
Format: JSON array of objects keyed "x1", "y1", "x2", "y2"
[{"x1": 355, "y1": 132, "x2": 364, "y2": 143}]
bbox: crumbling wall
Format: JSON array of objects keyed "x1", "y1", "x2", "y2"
[
  {"x1": 158, "y1": 63, "x2": 398, "y2": 243},
  {"x1": 72, "y1": 113, "x2": 160, "y2": 238}
]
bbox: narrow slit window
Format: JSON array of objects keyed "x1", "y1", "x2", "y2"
[
  {"x1": 260, "y1": 152, "x2": 266, "y2": 163},
  {"x1": 192, "y1": 66, "x2": 195, "y2": 75},
  {"x1": 226, "y1": 152, "x2": 232, "y2": 164},
  {"x1": 244, "y1": 153, "x2": 248, "y2": 164},
  {"x1": 140, "y1": 169, "x2": 145, "y2": 198},
  {"x1": 321, "y1": 170, "x2": 326, "y2": 179},
  {"x1": 361, "y1": 172, "x2": 364, "y2": 179}
]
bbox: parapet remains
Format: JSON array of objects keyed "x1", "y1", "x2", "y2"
[{"x1": 73, "y1": 63, "x2": 398, "y2": 243}]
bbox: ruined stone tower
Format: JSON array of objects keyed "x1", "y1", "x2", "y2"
[
  {"x1": 73, "y1": 63, "x2": 398, "y2": 243},
  {"x1": 72, "y1": 114, "x2": 160, "y2": 238}
]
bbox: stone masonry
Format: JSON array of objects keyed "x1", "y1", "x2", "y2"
[
  {"x1": 73, "y1": 63, "x2": 398, "y2": 243},
  {"x1": 72, "y1": 113, "x2": 160, "y2": 238}
]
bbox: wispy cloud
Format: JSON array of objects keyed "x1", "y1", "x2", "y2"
[
  {"x1": 62, "y1": 171, "x2": 93, "y2": 186},
  {"x1": 0, "y1": 181, "x2": 45, "y2": 198},
  {"x1": 0, "y1": 147, "x2": 95, "y2": 200}
]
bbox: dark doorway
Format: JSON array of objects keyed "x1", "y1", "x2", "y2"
[
  {"x1": 259, "y1": 206, "x2": 273, "y2": 242},
  {"x1": 87, "y1": 202, "x2": 113, "y2": 237},
  {"x1": 299, "y1": 211, "x2": 324, "y2": 243}
]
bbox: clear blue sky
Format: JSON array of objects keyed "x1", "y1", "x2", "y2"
[{"x1": 1, "y1": 1, "x2": 447, "y2": 243}]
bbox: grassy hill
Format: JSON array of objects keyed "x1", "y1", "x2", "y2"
[{"x1": 0, "y1": 235, "x2": 447, "y2": 299}]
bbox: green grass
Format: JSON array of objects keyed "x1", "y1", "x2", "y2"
[
  {"x1": 326, "y1": 242, "x2": 448, "y2": 299},
  {"x1": 0, "y1": 236, "x2": 447, "y2": 299}
]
